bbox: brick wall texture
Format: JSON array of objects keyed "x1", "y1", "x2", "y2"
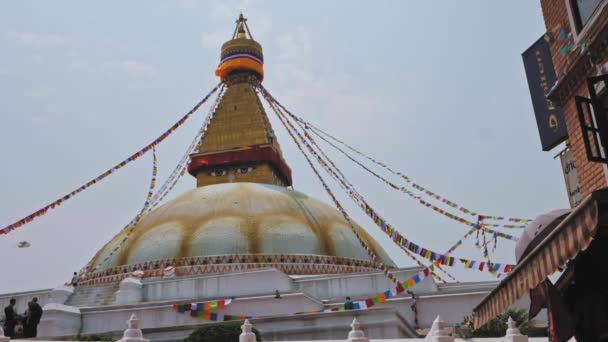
[{"x1": 540, "y1": 0, "x2": 608, "y2": 198}]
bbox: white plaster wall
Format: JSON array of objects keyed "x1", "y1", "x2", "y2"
[
  {"x1": 81, "y1": 293, "x2": 322, "y2": 335},
  {"x1": 113, "y1": 307, "x2": 414, "y2": 341},
  {"x1": 143, "y1": 269, "x2": 295, "y2": 301},
  {"x1": 294, "y1": 268, "x2": 436, "y2": 300},
  {"x1": 252, "y1": 308, "x2": 411, "y2": 341}
]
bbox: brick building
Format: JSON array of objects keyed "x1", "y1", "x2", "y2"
[
  {"x1": 543, "y1": 0, "x2": 608, "y2": 197},
  {"x1": 473, "y1": 2, "x2": 608, "y2": 341}
]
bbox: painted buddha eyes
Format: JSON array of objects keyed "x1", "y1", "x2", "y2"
[
  {"x1": 208, "y1": 166, "x2": 255, "y2": 176},
  {"x1": 237, "y1": 166, "x2": 255, "y2": 174},
  {"x1": 209, "y1": 168, "x2": 227, "y2": 177}
]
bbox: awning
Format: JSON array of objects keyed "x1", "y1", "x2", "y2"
[{"x1": 473, "y1": 189, "x2": 608, "y2": 328}]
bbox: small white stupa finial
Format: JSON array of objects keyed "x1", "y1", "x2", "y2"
[
  {"x1": 432, "y1": 315, "x2": 448, "y2": 336},
  {"x1": 505, "y1": 316, "x2": 528, "y2": 342},
  {"x1": 128, "y1": 314, "x2": 139, "y2": 329},
  {"x1": 347, "y1": 318, "x2": 369, "y2": 342},
  {"x1": 425, "y1": 315, "x2": 454, "y2": 342},
  {"x1": 117, "y1": 313, "x2": 148, "y2": 342},
  {"x1": 239, "y1": 319, "x2": 256, "y2": 342}
]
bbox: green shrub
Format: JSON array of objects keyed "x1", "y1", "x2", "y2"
[
  {"x1": 454, "y1": 308, "x2": 537, "y2": 338},
  {"x1": 185, "y1": 322, "x2": 262, "y2": 342}
]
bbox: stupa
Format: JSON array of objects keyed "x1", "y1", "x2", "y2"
[
  {"x1": 0, "y1": 15, "x2": 527, "y2": 341},
  {"x1": 85, "y1": 13, "x2": 394, "y2": 280}
]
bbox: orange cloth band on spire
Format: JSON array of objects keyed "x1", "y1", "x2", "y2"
[{"x1": 215, "y1": 57, "x2": 264, "y2": 81}]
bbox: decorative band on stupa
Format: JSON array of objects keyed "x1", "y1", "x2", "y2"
[
  {"x1": 215, "y1": 14, "x2": 264, "y2": 81},
  {"x1": 215, "y1": 53, "x2": 264, "y2": 81},
  {"x1": 188, "y1": 143, "x2": 293, "y2": 185}
]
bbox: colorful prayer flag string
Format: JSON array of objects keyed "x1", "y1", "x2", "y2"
[
  {"x1": 172, "y1": 267, "x2": 433, "y2": 322},
  {"x1": 263, "y1": 94, "x2": 400, "y2": 284},
  {"x1": 261, "y1": 86, "x2": 516, "y2": 274},
  {"x1": 279, "y1": 106, "x2": 531, "y2": 225},
  {"x1": 149, "y1": 84, "x2": 227, "y2": 210},
  {"x1": 301, "y1": 125, "x2": 523, "y2": 237},
  {"x1": 278, "y1": 102, "x2": 456, "y2": 283},
  {"x1": 0, "y1": 83, "x2": 222, "y2": 236},
  {"x1": 97, "y1": 147, "x2": 159, "y2": 269},
  {"x1": 81, "y1": 85, "x2": 227, "y2": 274}
]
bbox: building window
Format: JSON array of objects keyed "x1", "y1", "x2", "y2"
[
  {"x1": 576, "y1": 75, "x2": 608, "y2": 163},
  {"x1": 570, "y1": 0, "x2": 604, "y2": 32}
]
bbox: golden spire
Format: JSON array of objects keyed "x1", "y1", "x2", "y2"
[{"x1": 188, "y1": 14, "x2": 292, "y2": 188}]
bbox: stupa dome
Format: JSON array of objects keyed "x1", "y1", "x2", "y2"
[{"x1": 89, "y1": 183, "x2": 394, "y2": 277}]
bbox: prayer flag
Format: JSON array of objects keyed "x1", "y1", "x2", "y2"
[
  {"x1": 396, "y1": 282, "x2": 405, "y2": 294},
  {"x1": 378, "y1": 293, "x2": 386, "y2": 303},
  {"x1": 558, "y1": 27, "x2": 567, "y2": 40},
  {"x1": 365, "y1": 299, "x2": 374, "y2": 308},
  {"x1": 407, "y1": 279, "x2": 415, "y2": 288}
]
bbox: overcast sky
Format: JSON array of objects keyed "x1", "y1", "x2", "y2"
[{"x1": 0, "y1": 1, "x2": 567, "y2": 294}]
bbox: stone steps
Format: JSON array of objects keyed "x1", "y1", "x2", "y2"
[{"x1": 64, "y1": 283, "x2": 119, "y2": 308}]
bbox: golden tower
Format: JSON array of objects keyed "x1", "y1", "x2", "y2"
[{"x1": 188, "y1": 14, "x2": 292, "y2": 188}]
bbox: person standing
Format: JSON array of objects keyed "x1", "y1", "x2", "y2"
[
  {"x1": 344, "y1": 296, "x2": 354, "y2": 310},
  {"x1": 3, "y1": 298, "x2": 16, "y2": 338},
  {"x1": 24, "y1": 297, "x2": 42, "y2": 338}
]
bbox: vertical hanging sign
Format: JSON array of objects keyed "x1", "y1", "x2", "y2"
[
  {"x1": 560, "y1": 148, "x2": 582, "y2": 208},
  {"x1": 522, "y1": 35, "x2": 567, "y2": 151}
]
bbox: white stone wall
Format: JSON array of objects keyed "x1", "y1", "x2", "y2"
[
  {"x1": 142, "y1": 269, "x2": 295, "y2": 302},
  {"x1": 81, "y1": 293, "x2": 323, "y2": 335},
  {"x1": 0, "y1": 289, "x2": 51, "y2": 317},
  {"x1": 294, "y1": 268, "x2": 437, "y2": 300}
]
